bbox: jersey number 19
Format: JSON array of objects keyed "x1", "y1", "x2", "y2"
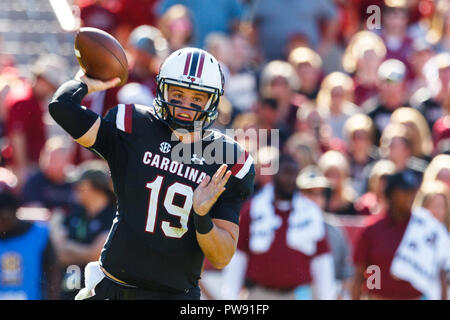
[{"x1": 145, "y1": 175, "x2": 193, "y2": 238}]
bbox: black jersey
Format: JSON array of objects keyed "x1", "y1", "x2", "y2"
[{"x1": 89, "y1": 103, "x2": 255, "y2": 292}]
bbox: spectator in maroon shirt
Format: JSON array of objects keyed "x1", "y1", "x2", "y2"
[
  {"x1": 5, "y1": 55, "x2": 67, "y2": 187},
  {"x1": 221, "y1": 155, "x2": 334, "y2": 300},
  {"x1": 352, "y1": 169, "x2": 424, "y2": 299},
  {"x1": 352, "y1": 169, "x2": 449, "y2": 299}
]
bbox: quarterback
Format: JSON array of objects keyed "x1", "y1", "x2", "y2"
[{"x1": 49, "y1": 48, "x2": 255, "y2": 300}]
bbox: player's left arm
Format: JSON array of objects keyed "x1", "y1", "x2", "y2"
[{"x1": 193, "y1": 164, "x2": 254, "y2": 269}]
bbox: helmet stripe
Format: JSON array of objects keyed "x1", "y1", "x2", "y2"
[
  {"x1": 183, "y1": 52, "x2": 192, "y2": 75},
  {"x1": 189, "y1": 51, "x2": 200, "y2": 77},
  {"x1": 196, "y1": 52, "x2": 205, "y2": 78}
]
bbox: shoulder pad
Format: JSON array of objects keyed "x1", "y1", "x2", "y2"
[{"x1": 105, "y1": 104, "x2": 157, "y2": 135}]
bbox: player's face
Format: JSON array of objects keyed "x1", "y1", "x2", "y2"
[{"x1": 167, "y1": 85, "x2": 210, "y2": 122}]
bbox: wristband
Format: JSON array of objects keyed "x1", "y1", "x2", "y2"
[{"x1": 193, "y1": 212, "x2": 214, "y2": 234}]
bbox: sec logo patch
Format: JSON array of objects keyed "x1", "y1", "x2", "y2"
[{"x1": 160, "y1": 142, "x2": 171, "y2": 154}]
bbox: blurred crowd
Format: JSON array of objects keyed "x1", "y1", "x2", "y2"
[{"x1": 0, "y1": 0, "x2": 450, "y2": 300}]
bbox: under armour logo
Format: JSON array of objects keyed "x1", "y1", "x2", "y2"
[
  {"x1": 191, "y1": 154, "x2": 205, "y2": 165},
  {"x1": 160, "y1": 142, "x2": 171, "y2": 153}
]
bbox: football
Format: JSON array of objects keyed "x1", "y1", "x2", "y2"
[{"x1": 74, "y1": 27, "x2": 128, "y2": 86}]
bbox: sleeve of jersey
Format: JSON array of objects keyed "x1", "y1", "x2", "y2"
[
  {"x1": 89, "y1": 103, "x2": 134, "y2": 161},
  {"x1": 209, "y1": 153, "x2": 256, "y2": 225},
  {"x1": 48, "y1": 80, "x2": 99, "y2": 139}
]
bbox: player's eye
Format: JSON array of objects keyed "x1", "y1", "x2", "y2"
[{"x1": 193, "y1": 96, "x2": 205, "y2": 103}]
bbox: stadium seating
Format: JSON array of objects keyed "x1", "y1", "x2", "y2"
[{"x1": 0, "y1": 0, "x2": 78, "y2": 78}]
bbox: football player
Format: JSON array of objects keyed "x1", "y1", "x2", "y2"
[{"x1": 49, "y1": 48, "x2": 255, "y2": 300}]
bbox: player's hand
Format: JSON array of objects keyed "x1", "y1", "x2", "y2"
[
  {"x1": 75, "y1": 69, "x2": 120, "y2": 95},
  {"x1": 193, "y1": 164, "x2": 232, "y2": 216}
]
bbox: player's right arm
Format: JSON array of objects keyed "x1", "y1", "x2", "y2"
[{"x1": 48, "y1": 71, "x2": 120, "y2": 148}]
